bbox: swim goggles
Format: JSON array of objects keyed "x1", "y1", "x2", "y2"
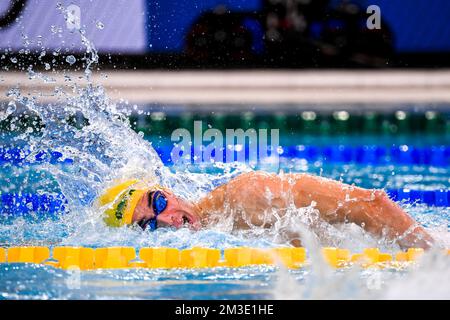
[{"x1": 137, "y1": 190, "x2": 168, "y2": 231}]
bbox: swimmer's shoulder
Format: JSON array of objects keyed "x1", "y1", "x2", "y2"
[
  {"x1": 241, "y1": 171, "x2": 312, "y2": 183},
  {"x1": 234, "y1": 170, "x2": 278, "y2": 180},
  {"x1": 230, "y1": 171, "x2": 294, "y2": 191}
]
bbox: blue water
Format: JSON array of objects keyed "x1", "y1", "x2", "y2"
[
  {"x1": 0, "y1": 262, "x2": 424, "y2": 300},
  {"x1": 0, "y1": 264, "x2": 277, "y2": 300},
  {"x1": 1, "y1": 127, "x2": 450, "y2": 299}
]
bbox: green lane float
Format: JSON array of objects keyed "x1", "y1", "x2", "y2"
[{"x1": 125, "y1": 111, "x2": 449, "y2": 137}]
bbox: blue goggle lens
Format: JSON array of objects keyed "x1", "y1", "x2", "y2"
[{"x1": 147, "y1": 190, "x2": 168, "y2": 231}]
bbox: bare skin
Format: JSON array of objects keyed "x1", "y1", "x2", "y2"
[{"x1": 131, "y1": 171, "x2": 434, "y2": 250}]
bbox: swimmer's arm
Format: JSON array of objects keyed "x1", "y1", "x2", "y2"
[
  {"x1": 196, "y1": 171, "x2": 433, "y2": 249},
  {"x1": 288, "y1": 174, "x2": 434, "y2": 249}
]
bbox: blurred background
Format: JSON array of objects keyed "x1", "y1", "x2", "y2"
[
  {"x1": 0, "y1": 0, "x2": 449, "y2": 69},
  {"x1": 1, "y1": 0, "x2": 450, "y2": 162}
]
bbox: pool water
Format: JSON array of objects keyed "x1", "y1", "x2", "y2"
[
  {"x1": 2, "y1": 255, "x2": 449, "y2": 300},
  {"x1": 1, "y1": 102, "x2": 450, "y2": 299}
]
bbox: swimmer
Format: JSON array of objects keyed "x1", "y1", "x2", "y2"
[{"x1": 97, "y1": 171, "x2": 434, "y2": 250}]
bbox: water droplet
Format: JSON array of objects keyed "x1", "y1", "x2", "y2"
[
  {"x1": 66, "y1": 55, "x2": 76, "y2": 65},
  {"x1": 10, "y1": 57, "x2": 17, "y2": 63},
  {"x1": 7, "y1": 101, "x2": 16, "y2": 113},
  {"x1": 96, "y1": 21, "x2": 104, "y2": 29},
  {"x1": 44, "y1": 63, "x2": 51, "y2": 70},
  {"x1": 50, "y1": 25, "x2": 62, "y2": 34},
  {"x1": 0, "y1": 101, "x2": 16, "y2": 121}
]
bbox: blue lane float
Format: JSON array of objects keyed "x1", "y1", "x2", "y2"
[
  {"x1": 285, "y1": 145, "x2": 450, "y2": 167},
  {"x1": 2, "y1": 145, "x2": 449, "y2": 167},
  {"x1": 0, "y1": 189, "x2": 449, "y2": 217}
]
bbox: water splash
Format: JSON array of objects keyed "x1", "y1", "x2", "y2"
[
  {"x1": 1, "y1": 5, "x2": 162, "y2": 243},
  {"x1": 272, "y1": 245, "x2": 450, "y2": 300},
  {"x1": 0, "y1": 4, "x2": 253, "y2": 247}
]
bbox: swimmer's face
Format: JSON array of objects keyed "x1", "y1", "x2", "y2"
[{"x1": 132, "y1": 190, "x2": 201, "y2": 231}]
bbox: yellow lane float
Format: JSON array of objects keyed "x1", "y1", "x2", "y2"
[
  {"x1": 139, "y1": 247, "x2": 180, "y2": 268},
  {"x1": 321, "y1": 247, "x2": 351, "y2": 268},
  {"x1": 0, "y1": 246, "x2": 447, "y2": 270},
  {"x1": 395, "y1": 248, "x2": 424, "y2": 262},
  {"x1": 49, "y1": 247, "x2": 95, "y2": 270},
  {"x1": 0, "y1": 247, "x2": 5, "y2": 263},
  {"x1": 350, "y1": 248, "x2": 393, "y2": 268},
  {"x1": 94, "y1": 247, "x2": 136, "y2": 269},
  {"x1": 7, "y1": 246, "x2": 50, "y2": 264}
]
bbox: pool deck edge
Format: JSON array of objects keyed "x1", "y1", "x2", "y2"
[{"x1": 2, "y1": 70, "x2": 450, "y2": 107}]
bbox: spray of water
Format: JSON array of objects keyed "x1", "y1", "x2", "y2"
[{"x1": 0, "y1": 4, "x2": 254, "y2": 247}]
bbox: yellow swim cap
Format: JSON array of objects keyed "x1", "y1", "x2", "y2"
[
  {"x1": 97, "y1": 179, "x2": 147, "y2": 227},
  {"x1": 97, "y1": 179, "x2": 166, "y2": 227}
]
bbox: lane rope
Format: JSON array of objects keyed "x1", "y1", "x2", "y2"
[
  {"x1": 1, "y1": 246, "x2": 447, "y2": 270},
  {"x1": 2, "y1": 145, "x2": 450, "y2": 166}
]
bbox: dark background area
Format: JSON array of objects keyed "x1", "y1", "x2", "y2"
[{"x1": 0, "y1": 0, "x2": 449, "y2": 69}]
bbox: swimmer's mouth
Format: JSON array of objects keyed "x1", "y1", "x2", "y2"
[
  {"x1": 183, "y1": 214, "x2": 200, "y2": 230},
  {"x1": 138, "y1": 218, "x2": 151, "y2": 230},
  {"x1": 182, "y1": 213, "x2": 201, "y2": 231}
]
